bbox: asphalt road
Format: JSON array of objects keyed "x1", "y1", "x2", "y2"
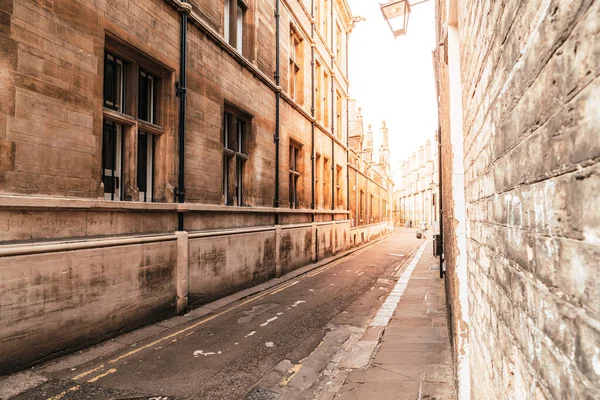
[{"x1": 7, "y1": 229, "x2": 422, "y2": 400}]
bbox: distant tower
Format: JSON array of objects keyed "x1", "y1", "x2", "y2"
[
  {"x1": 348, "y1": 102, "x2": 364, "y2": 153},
  {"x1": 377, "y1": 120, "x2": 391, "y2": 177},
  {"x1": 364, "y1": 124, "x2": 373, "y2": 164}
]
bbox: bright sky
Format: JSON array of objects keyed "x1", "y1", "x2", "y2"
[{"x1": 347, "y1": 0, "x2": 438, "y2": 171}]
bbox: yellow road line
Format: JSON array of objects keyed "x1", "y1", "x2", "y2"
[
  {"x1": 87, "y1": 368, "x2": 117, "y2": 383},
  {"x1": 72, "y1": 364, "x2": 104, "y2": 381},
  {"x1": 46, "y1": 385, "x2": 80, "y2": 400},
  {"x1": 270, "y1": 280, "x2": 299, "y2": 294}
]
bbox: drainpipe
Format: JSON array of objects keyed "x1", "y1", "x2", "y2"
[
  {"x1": 345, "y1": 31, "x2": 349, "y2": 214},
  {"x1": 432, "y1": 49, "x2": 444, "y2": 279},
  {"x1": 176, "y1": 0, "x2": 191, "y2": 231},
  {"x1": 274, "y1": 0, "x2": 281, "y2": 224},
  {"x1": 310, "y1": 0, "x2": 316, "y2": 220},
  {"x1": 330, "y1": 5, "x2": 335, "y2": 216},
  {"x1": 438, "y1": 125, "x2": 444, "y2": 278}
]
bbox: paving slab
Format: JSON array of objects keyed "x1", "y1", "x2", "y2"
[{"x1": 333, "y1": 240, "x2": 456, "y2": 399}]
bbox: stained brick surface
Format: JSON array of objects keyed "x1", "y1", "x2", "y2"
[{"x1": 436, "y1": 0, "x2": 599, "y2": 398}]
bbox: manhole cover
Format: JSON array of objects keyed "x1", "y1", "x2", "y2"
[{"x1": 244, "y1": 388, "x2": 281, "y2": 400}]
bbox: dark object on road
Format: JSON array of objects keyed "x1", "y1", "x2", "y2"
[
  {"x1": 416, "y1": 230, "x2": 423, "y2": 239},
  {"x1": 245, "y1": 388, "x2": 281, "y2": 400},
  {"x1": 433, "y1": 234, "x2": 441, "y2": 256}
]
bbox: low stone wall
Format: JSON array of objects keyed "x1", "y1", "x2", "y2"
[
  {"x1": 0, "y1": 237, "x2": 178, "y2": 373},
  {"x1": 350, "y1": 220, "x2": 393, "y2": 246}
]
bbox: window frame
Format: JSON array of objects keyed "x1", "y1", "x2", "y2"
[
  {"x1": 224, "y1": 0, "x2": 247, "y2": 54},
  {"x1": 289, "y1": 142, "x2": 302, "y2": 209},
  {"x1": 102, "y1": 37, "x2": 169, "y2": 202},
  {"x1": 335, "y1": 89, "x2": 342, "y2": 140},
  {"x1": 289, "y1": 26, "x2": 303, "y2": 105},
  {"x1": 222, "y1": 106, "x2": 251, "y2": 206}
]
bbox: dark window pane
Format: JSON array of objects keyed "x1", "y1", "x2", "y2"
[
  {"x1": 102, "y1": 121, "x2": 116, "y2": 193},
  {"x1": 139, "y1": 72, "x2": 149, "y2": 121},
  {"x1": 102, "y1": 121, "x2": 115, "y2": 171},
  {"x1": 137, "y1": 133, "x2": 148, "y2": 192},
  {"x1": 227, "y1": 114, "x2": 236, "y2": 151},
  {"x1": 104, "y1": 55, "x2": 115, "y2": 109},
  {"x1": 236, "y1": 158, "x2": 244, "y2": 206},
  {"x1": 237, "y1": 120, "x2": 244, "y2": 153}
]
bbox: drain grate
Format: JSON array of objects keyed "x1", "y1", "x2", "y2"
[
  {"x1": 244, "y1": 388, "x2": 281, "y2": 400},
  {"x1": 430, "y1": 265, "x2": 439, "y2": 270}
]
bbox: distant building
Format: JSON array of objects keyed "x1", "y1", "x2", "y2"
[{"x1": 393, "y1": 137, "x2": 438, "y2": 230}]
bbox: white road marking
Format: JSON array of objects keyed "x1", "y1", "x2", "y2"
[
  {"x1": 265, "y1": 342, "x2": 274, "y2": 347},
  {"x1": 291, "y1": 300, "x2": 306, "y2": 307},
  {"x1": 193, "y1": 350, "x2": 216, "y2": 357},
  {"x1": 260, "y1": 317, "x2": 278, "y2": 327},
  {"x1": 245, "y1": 331, "x2": 256, "y2": 337}
]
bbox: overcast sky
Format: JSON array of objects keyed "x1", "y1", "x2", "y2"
[{"x1": 347, "y1": 0, "x2": 438, "y2": 171}]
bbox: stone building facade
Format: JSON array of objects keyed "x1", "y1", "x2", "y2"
[
  {"x1": 393, "y1": 136, "x2": 438, "y2": 229},
  {"x1": 434, "y1": 0, "x2": 599, "y2": 399},
  {"x1": 0, "y1": 0, "x2": 392, "y2": 373},
  {"x1": 348, "y1": 104, "x2": 394, "y2": 236}
]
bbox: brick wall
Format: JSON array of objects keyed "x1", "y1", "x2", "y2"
[{"x1": 437, "y1": 0, "x2": 600, "y2": 398}]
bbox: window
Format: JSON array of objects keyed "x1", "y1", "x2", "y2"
[
  {"x1": 289, "y1": 27, "x2": 303, "y2": 105},
  {"x1": 324, "y1": 157, "x2": 330, "y2": 206},
  {"x1": 336, "y1": 165, "x2": 342, "y2": 208},
  {"x1": 336, "y1": 23, "x2": 342, "y2": 66},
  {"x1": 223, "y1": 107, "x2": 250, "y2": 206},
  {"x1": 315, "y1": 60, "x2": 322, "y2": 122},
  {"x1": 102, "y1": 44, "x2": 167, "y2": 202},
  {"x1": 137, "y1": 132, "x2": 154, "y2": 202},
  {"x1": 104, "y1": 53, "x2": 124, "y2": 112},
  {"x1": 224, "y1": 0, "x2": 246, "y2": 53},
  {"x1": 315, "y1": 153, "x2": 321, "y2": 208},
  {"x1": 315, "y1": 0, "x2": 321, "y2": 33},
  {"x1": 289, "y1": 144, "x2": 302, "y2": 208},
  {"x1": 320, "y1": 0, "x2": 329, "y2": 38},
  {"x1": 323, "y1": 71, "x2": 329, "y2": 126},
  {"x1": 102, "y1": 121, "x2": 122, "y2": 201},
  {"x1": 138, "y1": 70, "x2": 155, "y2": 123},
  {"x1": 335, "y1": 90, "x2": 342, "y2": 140},
  {"x1": 359, "y1": 190, "x2": 364, "y2": 222}
]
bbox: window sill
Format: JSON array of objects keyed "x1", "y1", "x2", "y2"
[
  {"x1": 139, "y1": 120, "x2": 165, "y2": 135},
  {"x1": 103, "y1": 108, "x2": 136, "y2": 126}
]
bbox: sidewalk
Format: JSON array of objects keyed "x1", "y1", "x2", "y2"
[{"x1": 333, "y1": 240, "x2": 457, "y2": 400}]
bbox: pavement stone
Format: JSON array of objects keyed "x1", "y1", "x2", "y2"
[{"x1": 333, "y1": 240, "x2": 457, "y2": 399}]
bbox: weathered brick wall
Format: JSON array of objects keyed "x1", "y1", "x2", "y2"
[
  {"x1": 455, "y1": 0, "x2": 599, "y2": 398},
  {"x1": 434, "y1": 0, "x2": 464, "y2": 384}
]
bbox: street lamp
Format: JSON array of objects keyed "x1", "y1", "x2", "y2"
[
  {"x1": 380, "y1": 0, "x2": 430, "y2": 37},
  {"x1": 379, "y1": 0, "x2": 410, "y2": 37}
]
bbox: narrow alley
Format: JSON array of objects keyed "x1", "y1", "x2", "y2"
[{"x1": 0, "y1": 231, "x2": 454, "y2": 400}]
